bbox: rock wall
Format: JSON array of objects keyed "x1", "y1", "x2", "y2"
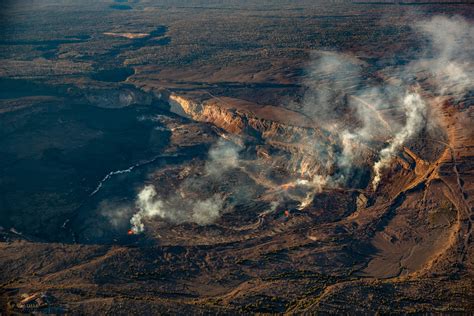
[{"x1": 167, "y1": 93, "x2": 349, "y2": 178}]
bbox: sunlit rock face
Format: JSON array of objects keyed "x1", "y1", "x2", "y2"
[{"x1": 168, "y1": 93, "x2": 375, "y2": 188}]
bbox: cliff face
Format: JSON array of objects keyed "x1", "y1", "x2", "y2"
[
  {"x1": 169, "y1": 94, "x2": 317, "y2": 138},
  {"x1": 167, "y1": 93, "x2": 360, "y2": 179}
]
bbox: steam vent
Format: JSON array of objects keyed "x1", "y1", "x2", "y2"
[{"x1": 0, "y1": 1, "x2": 473, "y2": 314}]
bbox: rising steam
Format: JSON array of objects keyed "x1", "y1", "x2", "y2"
[
  {"x1": 412, "y1": 15, "x2": 474, "y2": 98},
  {"x1": 299, "y1": 15, "x2": 472, "y2": 192},
  {"x1": 129, "y1": 139, "x2": 239, "y2": 233},
  {"x1": 130, "y1": 185, "x2": 224, "y2": 233},
  {"x1": 205, "y1": 138, "x2": 241, "y2": 176},
  {"x1": 128, "y1": 15, "x2": 472, "y2": 234},
  {"x1": 372, "y1": 92, "x2": 427, "y2": 189}
]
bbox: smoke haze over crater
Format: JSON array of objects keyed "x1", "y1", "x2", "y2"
[
  {"x1": 129, "y1": 139, "x2": 240, "y2": 233},
  {"x1": 125, "y1": 15, "x2": 473, "y2": 234},
  {"x1": 297, "y1": 15, "x2": 472, "y2": 190}
]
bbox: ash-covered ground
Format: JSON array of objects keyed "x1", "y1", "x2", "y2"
[{"x1": 0, "y1": 1, "x2": 473, "y2": 314}]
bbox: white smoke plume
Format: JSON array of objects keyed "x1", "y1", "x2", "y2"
[
  {"x1": 128, "y1": 15, "x2": 472, "y2": 234},
  {"x1": 300, "y1": 52, "x2": 399, "y2": 177},
  {"x1": 129, "y1": 139, "x2": 240, "y2": 233},
  {"x1": 130, "y1": 185, "x2": 164, "y2": 233},
  {"x1": 372, "y1": 92, "x2": 427, "y2": 189},
  {"x1": 205, "y1": 138, "x2": 242, "y2": 176},
  {"x1": 130, "y1": 185, "x2": 224, "y2": 233},
  {"x1": 412, "y1": 15, "x2": 474, "y2": 98},
  {"x1": 370, "y1": 16, "x2": 472, "y2": 189},
  {"x1": 298, "y1": 15, "x2": 472, "y2": 192},
  {"x1": 297, "y1": 174, "x2": 330, "y2": 209},
  {"x1": 302, "y1": 51, "x2": 364, "y2": 126},
  {"x1": 191, "y1": 195, "x2": 224, "y2": 225}
]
